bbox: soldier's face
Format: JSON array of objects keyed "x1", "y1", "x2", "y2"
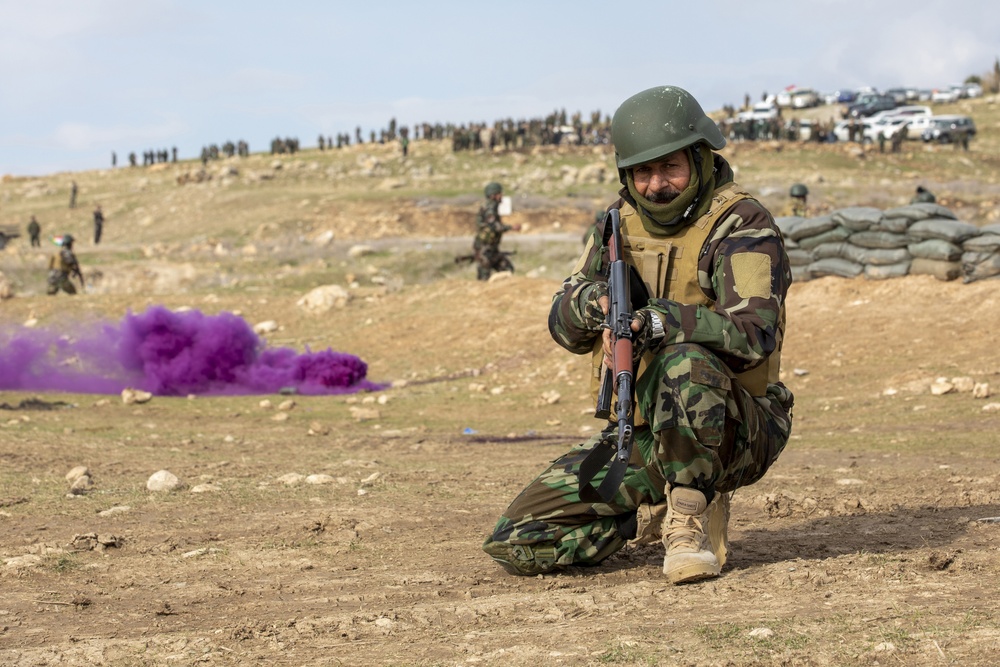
[{"x1": 631, "y1": 150, "x2": 691, "y2": 203}]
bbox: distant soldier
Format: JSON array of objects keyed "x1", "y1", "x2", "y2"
[
  {"x1": 27, "y1": 215, "x2": 41, "y2": 247},
  {"x1": 69, "y1": 181, "x2": 78, "y2": 209},
  {"x1": 111, "y1": 151, "x2": 117, "y2": 168},
  {"x1": 318, "y1": 135, "x2": 326, "y2": 150},
  {"x1": 890, "y1": 125, "x2": 907, "y2": 153},
  {"x1": 782, "y1": 183, "x2": 809, "y2": 217},
  {"x1": 877, "y1": 130, "x2": 886, "y2": 153},
  {"x1": 472, "y1": 182, "x2": 520, "y2": 280},
  {"x1": 93, "y1": 205, "x2": 105, "y2": 245},
  {"x1": 47, "y1": 234, "x2": 84, "y2": 295},
  {"x1": 910, "y1": 186, "x2": 936, "y2": 204}
]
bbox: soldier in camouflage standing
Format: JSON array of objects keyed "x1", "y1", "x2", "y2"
[
  {"x1": 483, "y1": 85, "x2": 794, "y2": 585},
  {"x1": 47, "y1": 234, "x2": 84, "y2": 295},
  {"x1": 472, "y1": 182, "x2": 520, "y2": 281},
  {"x1": 27, "y1": 215, "x2": 41, "y2": 247},
  {"x1": 782, "y1": 183, "x2": 809, "y2": 217}
]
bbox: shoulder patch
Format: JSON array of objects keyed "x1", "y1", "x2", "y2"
[{"x1": 731, "y1": 252, "x2": 772, "y2": 299}]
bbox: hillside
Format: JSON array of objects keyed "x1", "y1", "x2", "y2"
[{"x1": 2, "y1": 97, "x2": 1000, "y2": 666}]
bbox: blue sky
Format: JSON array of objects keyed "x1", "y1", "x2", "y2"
[{"x1": 1, "y1": 0, "x2": 997, "y2": 176}]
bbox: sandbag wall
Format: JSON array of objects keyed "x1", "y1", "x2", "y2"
[{"x1": 776, "y1": 203, "x2": 1000, "y2": 283}]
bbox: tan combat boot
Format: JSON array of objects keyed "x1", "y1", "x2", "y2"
[{"x1": 662, "y1": 486, "x2": 724, "y2": 584}]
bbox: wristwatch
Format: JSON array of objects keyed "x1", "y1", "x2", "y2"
[{"x1": 647, "y1": 311, "x2": 665, "y2": 343}]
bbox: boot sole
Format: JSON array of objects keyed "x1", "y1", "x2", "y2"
[{"x1": 665, "y1": 563, "x2": 721, "y2": 585}]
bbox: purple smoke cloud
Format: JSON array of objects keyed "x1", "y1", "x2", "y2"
[{"x1": 0, "y1": 306, "x2": 382, "y2": 396}]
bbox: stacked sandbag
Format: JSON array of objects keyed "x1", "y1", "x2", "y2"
[
  {"x1": 775, "y1": 202, "x2": 997, "y2": 283},
  {"x1": 961, "y1": 222, "x2": 1000, "y2": 283}
]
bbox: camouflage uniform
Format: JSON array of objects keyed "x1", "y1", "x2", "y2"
[
  {"x1": 473, "y1": 197, "x2": 513, "y2": 281},
  {"x1": 484, "y1": 154, "x2": 794, "y2": 573},
  {"x1": 47, "y1": 246, "x2": 81, "y2": 295},
  {"x1": 781, "y1": 198, "x2": 808, "y2": 218}
]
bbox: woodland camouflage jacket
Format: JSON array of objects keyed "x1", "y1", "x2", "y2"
[
  {"x1": 473, "y1": 199, "x2": 511, "y2": 250},
  {"x1": 549, "y1": 154, "x2": 791, "y2": 377}
]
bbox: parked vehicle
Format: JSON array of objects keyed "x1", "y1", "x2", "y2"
[
  {"x1": 964, "y1": 83, "x2": 983, "y2": 98},
  {"x1": 921, "y1": 115, "x2": 976, "y2": 143},
  {"x1": 903, "y1": 115, "x2": 936, "y2": 138},
  {"x1": 836, "y1": 89, "x2": 857, "y2": 103},
  {"x1": 867, "y1": 117, "x2": 910, "y2": 142},
  {"x1": 885, "y1": 88, "x2": 908, "y2": 104},
  {"x1": 931, "y1": 88, "x2": 960, "y2": 103},
  {"x1": 846, "y1": 94, "x2": 896, "y2": 118},
  {"x1": 868, "y1": 106, "x2": 932, "y2": 124},
  {"x1": 790, "y1": 88, "x2": 820, "y2": 109},
  {"x1": 737, "y1": 102, "x2": 779, "y2": 122}
]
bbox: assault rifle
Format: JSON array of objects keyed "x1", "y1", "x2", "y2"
[{"x1": 578, "y1": 209, "x2": 636, "y2": 504}]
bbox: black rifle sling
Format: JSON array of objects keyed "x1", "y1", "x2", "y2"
[{"x1": 577, "y1": 428, "x2": 617, "y2": 504}]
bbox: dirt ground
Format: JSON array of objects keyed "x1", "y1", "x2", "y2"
[{"x1": 3, "y1": 254, "x2": 1000, "y2": 666}]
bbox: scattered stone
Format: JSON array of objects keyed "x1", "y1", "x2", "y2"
[
  {"x1": 313, "y1": 230, "x2": 335, "y2": 246},
  {"x1": 540, "y1": 390, "x2": 561, "y2": 405},
  {"x1": 973, "y1": 383, "x2": 991, "y2": 399},
  {"x1": 271, "y1": 412, "x2": 289, "y2": 422},
  {"x1": 182, "y1": 547, "x2": 221, "y2": 559},
  {"x1": 259, "y1": 399, "x2": 273, "y2": 409},
  {"x1": 305, "y1": 474, "x2": 335, "y2": 485},
  {"x1": 360, "y1": 472, "x2": 382, "y2": 487},
  {"x1": 793, "y1": 368, "x2": 809, "y2": 376},
  {"x1": 253, "y1": 320, "x2": 279, "y2": 334},
  {"x1": 69, "y1": 475, "x2": 93, "y2": 495},
  {"x1": 874, "y1": 642, "x2": 896, "y2": 653},
  {"x1": 349, "y1": 406, "x2": 381, "y2": 422},
  {"x1": 376, "y1": 395, "x2": 390, "y2": 406},
  {"x1": 930, "y1": 380, "x2": 954, "y2": 396},
  {"x1": 296, "y1": 284, "x2": 352, "y2": 314},
  {"x1": 98, "y1": 505, "x2": 131, "y2": 517},
  {"x1": 67, "y1": 533, "x2": 116, "y2": 552},
  {"x1": 146, "y1": 470, "x2": 182, "y2": 492},
  {"x1": 982, "y1": 403, "x2": 1000, "y2": 412},
  {"x1": 278, "y1": 399, "x2": 296, "y2": 411},
  {"x1": 835, "y1": 478, "x2": 864, "y2": 486},
  {"x1": 490, "y1": 386, "x2": 505, "y2": 396},
  {"x1": 951, "y1": 376, "x2": 975, "y2": 393},
  {"x1": 4, "y1": 554, "x2": 43, "y2": 569},
  {"x1": 94, "y1": 398, "x2": 111, "y2": 407},
  {"x1": 748, "y1": 628, "x2": 774, "y2": 639},
  {"x1": 348, "y1": 244, "x2": 375, "y2": 258},
  {"x1": 307, "y1": 421, "x2": 330, "y2": 436},
  {"x1": 190, "y1": 483, "x2": 221, "y2": 494},
  {"x1": 122, "y1": 388, "x2": 153, "y2": 405},
  {"x1": 65, "y1": 466, "x2": 90, "y2": 484},
  {"x1": 277, "y1": 473, "x2": 305, "y2": 486}
]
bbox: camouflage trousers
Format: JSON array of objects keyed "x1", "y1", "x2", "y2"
[
  {"x1": 475, "y1": 244, "x2": 512, "y2": 281},
  {"x1": 483, "y1": 343, "x2": 793, "y2": 570},
  {"x1": 46, "y1": 270, "x2": 77, "y2": 295}
]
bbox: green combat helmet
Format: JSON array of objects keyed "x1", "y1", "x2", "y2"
[
  {"x1": 61, "y1": 233, "x2": 75, "y2": 246},
  {"x1": 484, "y1": 181, "x2": 503, "y2": 197},
  {"x1": 789, "y1": 183, "x2": 809, "y2": 198},
  {"x1": 610, "y1": 85, "x2": 726, "y2": 172}
]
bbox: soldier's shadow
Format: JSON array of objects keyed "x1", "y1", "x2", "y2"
[
  {"x1": 592, "y1": 503, "x2": 1000, "y2": 574},
  {"x1": 726, "y1": 502, "x2": 1000, "y2": 570}
]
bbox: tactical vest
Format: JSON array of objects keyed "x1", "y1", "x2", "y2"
[{"x1": 590, "y1": 183, "x2": 784, "y2": 414}]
